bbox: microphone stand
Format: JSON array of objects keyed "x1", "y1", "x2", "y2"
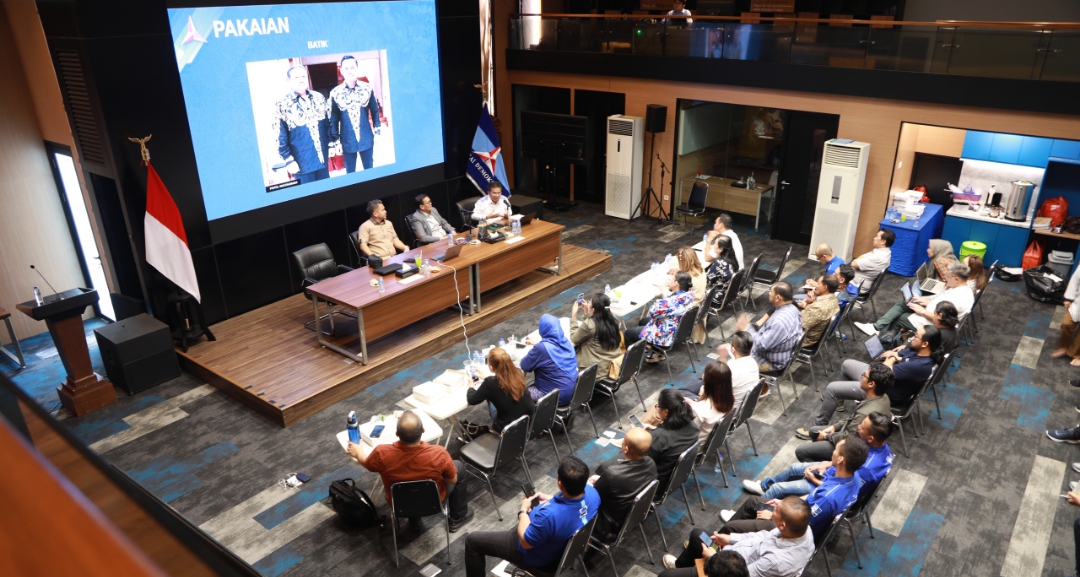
[{"x1": 651, "y1": 153, "x2": 672, "y2": 228}]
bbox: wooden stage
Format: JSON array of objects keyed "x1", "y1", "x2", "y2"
[{"x1": 176, "y1": 244, "x2": 611, "y2": 427}]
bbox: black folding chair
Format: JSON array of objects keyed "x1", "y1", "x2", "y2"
[
  {"x1": 460, "y1": 414, "x2": 532, "y2": 521},
  {"x1": 647, "y1": 440, "x2": 702, "y2": 551},
  {"x1": 832, "y1": 297, "x2": 857, "y2": 357},
  {"x1": 653, "y1": 306, "x2": 700, "y2": 385},
  {"x1": 727, "y1": 380, "x2": 766, "y2": 465},
  {"x1": 890, "y1": 360, "x2": 945, "y2": 458},
  {"x1": 706, "y1": 268, "x2": 747, "y2": 341},
  {"x1": 527, "y1": 390, "x2": 562, "y2": 468},
  {"x1": 555, "y1": 364, "x2": 601, "y2": 453},
  {"x1": 587, "y1": 480, "x2": 660, "y2": 575},
  {"x1": 852, "y1": 270, "x2": 886, "y2": 321},
  {"x1": 749, "y1": 246, "x2": 792, "y2": 303},
  {"x1": 841, "y1": 473, "x2": 890, "y2": 570},
  {"x1": 595, "y1": 340, "x2": 649, "y2": 429},
  {"x1": 737, "y1": 254, "x2": 764, "y2": 309},
  {"x1": 802, "y1": 513, "x2": 845, "y2": 577},
  {"x1": 691, "y1": 408, "x2": 740, "y2": 498},
  {"x1": 674, "y1": 181, "x2": 709, "y2": 235},
  {"x1": 797, "y1": 312, "x2": 842, "y2": 391},
  {"x1": 514, "y1": 515, "x2": 597, "y2": 577},
  {"x1": 694, "y1": 284, "x2": 720, "y2": 348},
  {"x1": 389, "y1": 480, "x2": 450, "y2": 567}
]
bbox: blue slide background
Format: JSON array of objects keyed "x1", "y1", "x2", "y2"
[{"x1": 167, "y1": 1, "x2": 443, "y2": 221}]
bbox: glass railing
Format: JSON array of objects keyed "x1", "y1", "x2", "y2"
[{"x1": 508, "y1": 15, "x2": 1080, "y2": 82}]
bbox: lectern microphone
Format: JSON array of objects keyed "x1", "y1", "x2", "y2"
[{"x1": 30, "y1": 265, "x2": 63, "y2": 300}]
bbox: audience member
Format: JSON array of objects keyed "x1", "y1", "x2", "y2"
[
  {"x1": 407, "y1": 193, "x2": 454, "y2": 245},
  {"x1": 671, "y1": 246, "x2": 707, "y2": 308},
  {"x1": 589, "y1": 427, "x2": 658, "y2": 544},
  {"x1": 856, "y1": 262, "x2": 974, "y2": 337},
  {"x1": 522, "y1": 314, "x2": 579, "y2": 402},
  {"x1": 663, "y1": 0, "x2": 693, "y2": 24},
  {"x1": 706, "y1": 214, "x2": 744, "y2": 269},
  {"x1": 965, "y1": 254, "x2": 988, "y2": 291},
  {"x1": 465, "y1": 347, "x2": 535, "y2": 433},
  {"x1": 735, "y1": 283, "x2": 802, "y2": 371},
  {"x1": 705, "y1": 235, "x2": 740, "y2": 308},
  {"x1": 653, "y1": 360, "x2": 735, "y2": 443},
  {"x1": 570, "y1": 293, "x2": 624, "y2": 377},
  {"x1": 1064, "y1": 491, "x2": 1080, "y2": 577},
  {"x1": 744, "y1": 412, "x2": 894, "y2": 501},
  {"x1": 851, "y1": 228, "x2": 894, "y2": 288},
  {"x1": 626, "y1": 272, "x2": 695, "y2": 363},
  {"x1": 358, "y1": 199, "x2": 407, "y2": 259},
  {"x1": 1053, "y1": 264, "x2": 1080, "y2": 367},
  {"x1": 934, "y1": 301, "x2": 960, "y2": 355},
  {"x1": 810, "y1": 244, "x2": 845, "y2": 279},
  {"x1": 716, "y1": 332, "x2": 761, "y2": 413},
  {"x1": 464, "y1": 456, "x2": 599, "y2": 577},
  {"x1": 835, "y1": 264, "x2": 859, "y2": 306},
  {"x1": 346, "y1": 411, "x2": 473, "y2": 531},
  {"x1": 926, "y1": 239, "x2": 958, "y2": 281},
  {"x1": 794, "y1": 361, "x2": 893, "y2": 462},
  {"x1": 471, "y1": 181, "x2": 513, "y2": 224},
  {"x1": 797, "y1": 276, "x2": 839, "y2": 347},
  {"x1": 660, "y1": 497, "x2": 814, "y2": 577},
  {"x1": 645, "y1": 388, "x2": 700, "y2": 495}
]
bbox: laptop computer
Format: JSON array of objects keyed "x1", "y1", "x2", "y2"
[
  {"x1": 517, "y1": 213, "x2": 537, "y2": 227},
  {"x1": 432, "y1": 243, "x2": 463, "y2": 263},
  {"x1": 864, "y1": 334, "x2": 884, "y2": 359},
  {"x1": 916, "y1": 262, "x2": 945, "y2": 294},
  {"x1": 900, "y1": 281, "x2": 922, "y2": 304}
]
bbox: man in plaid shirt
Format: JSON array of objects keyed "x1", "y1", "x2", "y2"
[{"x1": 736, "y1": 282, "x2": 803, "y2": 371}]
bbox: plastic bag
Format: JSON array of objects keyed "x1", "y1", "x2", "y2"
[
  {"x1": 1038, "y1": 197, "x2": 1069, "y2": 227},
  {"x1": 1022, "y1": 240, "x2": 1044, "y2": 270},
  {"x1": 1024, "y1": 265, "x2": 1066, "y2": 304}
]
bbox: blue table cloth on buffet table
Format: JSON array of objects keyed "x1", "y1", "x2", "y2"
[{"x1": 879, "y1": 203, "x2": 944, "y2": 277}]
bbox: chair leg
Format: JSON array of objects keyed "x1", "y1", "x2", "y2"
[
  {"x1": 639, "y1": 524, "x2": 655, "y2": 564},
  {"x1": 724, "y1": 439, "x2": 737, "y2": 476},
  {"x1": 772, "y1": 378, "x2": 788, "y2": 416},
  {"x1": 808, "y1": 360, "x2": 816, "y2": 393},
  {"x1": 557, "y1": 414, "x2": 576, "y2": 454},
  {"x1": 847, "y1": 519, "x2": 863, "y2": 569},
  {"x1": 932, "y1": 385, "x2": 942, "y2": 420},
  {"x1": 866, "y1": 510, "x2": 876, "y2": 539},
  {"x1": 584, "y1": 403, "x2": 601, "y2": 438},
  {"x1": 692, "y1": 469, "x2": 706, "y2": 511},
  {"x1": 609, "y1": 389, "x2": 623, "y2": 430},
  {"x1": 898, "y1": 419, "x2": 909, "y2": 458},
  {"x1": 632, "y1": 377, "x2": 648, "y2": 412},
  {"x1": 665, "y1": 356, "x2": 674, "y2": 386},
  {"x1": 484, "y1": 475, "x2": 503, "y2": 520},
  {"x1": 715, "y1": 450, "x2": 729, "y2": 487},
  {"x1": 744, "y1": 422, "x2": 758, "y2": 457},
  {"x1": 549, "y1": 431, "x2": 562, "y2": 462},
  {"x1": 445, "y1": 510, "x2": 453, "y2": 565},
  {"x1": 604, "y1": 548, "x2": 619, "y2": 577},
  {"x1": 519, "y1": 456, "x2": 534, "y2": 486},
  {"x1": 681, "y1": 485, "x2": 696, "y2": 525},
  {"x1": 823, "y1": 545, "x2": 833, "y2": 577},
  {"x1": 392, "y1": 511, "x2": 400, "y2": 568},
  {"x1": 686, "y1": 342, "x2": 696, "y2": 373},
  {"x1": 651, "y1": 505, "x2": 670, "y2": 551}
]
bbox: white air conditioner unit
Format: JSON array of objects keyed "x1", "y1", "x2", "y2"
[
  {"x1": 808, "y1": 140, "x2": 871, "y2": 262},
  {"x1": 605, "y1": 115, "x2": 644, "y2": 220}
]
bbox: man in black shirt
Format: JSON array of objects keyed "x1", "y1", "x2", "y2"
[{"x1": 590, "y1": 427, "x2": 658, "y2": 544}]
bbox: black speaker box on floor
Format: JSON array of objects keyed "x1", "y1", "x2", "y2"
[
  {"x1": 645, "y1": 104, "x2": 667, "y2": 133},
  {"x1": 94, "y1": 314, "x2": 180, "y2": 395}
]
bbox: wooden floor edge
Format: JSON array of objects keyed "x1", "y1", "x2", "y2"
[{"x1": 176, "y1": 355, "x2": 287, "y2": 427}]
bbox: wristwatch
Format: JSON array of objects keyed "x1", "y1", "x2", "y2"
[{"x1": 518, "y1": 509, "x2": 529, "y2": 517}]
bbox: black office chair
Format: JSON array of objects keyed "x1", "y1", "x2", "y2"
[
  {"x1": 460, "y1": 414, "x2": 532, "y2": 521},
  {"x1": 389, "y1": 480, "x2": 450, "y2": 567},
  {"x1": 587, "y1": 480, "x2": 660, "y2": 575},
  {"x1": 456, "y1": 197, "x2": 482, "y2": 228},
  {"x1": 595, "y1": 340, "x2": 649, "y2": 429},
  {"x1": 527, "y1": 390, "x2": 562, "y2": 467},
  {"x1": 554, "y1": 364, "x2": 601, "y2": 453},
  {"x1": 348, "y1": 231, "x2": 368, "y2": 268},
  {"x1": 291, "y1": 243, "x2": 355, "y2": 335},
  {"x1": 674, "y1": 181, "x2": 709, "y2": 235}
]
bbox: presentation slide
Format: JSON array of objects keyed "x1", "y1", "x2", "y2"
[{"x1": 167, "y1": 1, "x2": 443, "y2": 222}]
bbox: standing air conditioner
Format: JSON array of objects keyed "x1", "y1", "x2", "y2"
[
  {"x1": 605, "y1": 115, "x2": 644, "y2": 220},
  {"x1": 808, "y1": 140, "x2": 871, "y2": 262}
]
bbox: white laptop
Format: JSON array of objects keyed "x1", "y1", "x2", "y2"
[{"x1": 916, "y1": 262, "x2": 945, "y2": 295}]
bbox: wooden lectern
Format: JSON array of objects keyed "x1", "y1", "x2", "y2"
[{"x1": 17, "y1": 288, "x2": 116, "y2": 415}]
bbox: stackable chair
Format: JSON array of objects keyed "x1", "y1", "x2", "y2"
[
  {"x1": 595, "y1": 340, "x2": 649, "y2": 429},
  {"x1": 749, "y1": 246, "x2": 792, "y2": 304},
  {"x1": 737, "y1": 254, "x2": 763, "y2": 309},
  {"x1": 727, "y1": 380, "x2": 766, "y2": 462},
  {"x1": 647, "y1": 440, "x2": 702, "y2": 551},
  {"x1": 840, "y1": 475, "x2": 890, "y2": 571},
  {"x1": 802, "y1": 514, "x2": 846, "y2": 577},
  {"x1": 852, "y1": 271, "x2": 886, "y2": 322},
  {"x1": 796, "y1": 313, "x2": 842, "y2": 390},
  {"x1": 693, "y1": 284, "x2": 720, "y2": 349},
  {"x1": 673, "y1": 180, "x2": 709, "y2": 235},
  {"x1": 513, "y1": 515, "x2": 597, "y2": 577},
  {"x1": 691, "y1": 408, "x2": 740, "y2": 497},
  {"x1": 652, "y1": 306, "x2": 700, "y2": 384},
  {"x1": 554, "y1": 364, "x2": 602, "y2": 453},
  {"x1": 587, "y1": 480, "x2": 660, "y2": 576},
  {"x1": 758, "y1": 330, "x2": 805, "y2": 414},
  {"x1": 460, "y1": 414, "x2": 532, "y2": 520},
  {"x1": 527, "y1": 390, "x2": 563, "y2": 467},
  {"x1": 705, "y1": 269, "x2": 747, "y2": 342},
  {"x1": 389, "y1": 480, "x2": 450, "y2": 567}
]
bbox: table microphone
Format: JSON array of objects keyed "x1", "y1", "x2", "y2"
[{"x1": 30, "y1": 265, "x2": 63, "y2": 300}]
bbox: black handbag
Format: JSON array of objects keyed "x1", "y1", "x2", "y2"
[{"x1": 1023, "y1": 265, "x2": 1066, "y2": 304}]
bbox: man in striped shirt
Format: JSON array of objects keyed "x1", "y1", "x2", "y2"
[{"x1": 736, "y1": 282, "x2": 802, "y2": 371}]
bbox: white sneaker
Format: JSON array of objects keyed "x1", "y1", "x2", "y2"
[
  {"x1": 742, "y1": 480, "x2": 765, "y2": 496},
  {"x1": 720, "y1": 509, "x2": 735, "y2": 523},
  {"x1": 1073, "y1": 462, "x2": 1080, "y2": 474},
  {"x1": 855, "y1": 322, "x2": 878, "y2": 336},
  {"x1": 1072, "y1": 480, "x2": 1080, "y2": 492},
  {"x1": 663, "y1": 554, "x2": 678, "y2": 569}
]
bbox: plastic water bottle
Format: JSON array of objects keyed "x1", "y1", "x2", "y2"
[
  {"x1": 377, "y1": 277, "x2": 385, "y2": 293},
  {"x1": 473, "y1": 349, "x2": 484, "y2": 368},
  {"x1": 703, "y1": 232, "x2": 709, "y2": 247},
  {"x1": 448, "y1": 232, "x2": 455, "y2": 248},
  {"x1": 347, "y1": 411, "x2": 360, "y2": 444},
  {"x1": 512, "y1": 218, "x2": 522, "y2": 237},
  {"x1": 605, "y1": 284, "x2": 612, "y2": 295},
  {"x1": 33, "y1": 286, "x2": 43, "y2": 306},
  {"x1": 499, "y1": 337, "x2": 506, "y2": 349}
]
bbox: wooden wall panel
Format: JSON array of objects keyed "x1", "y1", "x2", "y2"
[
  {"x1": 503, "y1": 69, "x2": 1080, "y2": 254},
  {"x1": 915, "y1": 125, "x2": 966, "y2": 158},
  {"x1": 889, "y1": 123, "x2": 920, "y2": 198}
]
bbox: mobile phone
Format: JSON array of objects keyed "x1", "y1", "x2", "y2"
[
  {"x1": 522, "y1": 483, "x2": 541, "y2": 509},
  {"x1": 577, "y1": 293, "x2": 585, "y2": 305},
  {"x1": 628, "y1": 414, "x2": 644, "y2": 428},
  {"x1": 371, "y1": 424, "x2": 385, "y2": 438},
  {"x1": 699, "y1": 531, "x2": 712, "y2": 546},
  {"x1": 811, "y1": 468, "x2": 824, "y2": 480},
  {"x1": 295, "y1": 473, "x2": 311, "y2": 483}
]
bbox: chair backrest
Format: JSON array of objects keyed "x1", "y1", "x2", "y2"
[
  {"x1": 803, "y1": 312, "x2": 840, "y2": 356},
  {"x1": 456, "y1": 196, "x2": 481, "y2": 224},
  {"x1": 836, "y1": 295, "x2": 857, "y2": 322},
  {"x1": 531, "y1": 390, "x2": 561, "y2": 438},
  {"x1": 348, "y1": 231, "x2": 365, "y2": 266},
  {"x1": 567, "y1": 364, "x2": 598, "y2": 409},
  {"x1": 732, "y1": 379, "x2": 766, "y2": 430},
  {"x1": 493, "y1": 415, "x2": 531, "y2": 471},
  {"x1": 811, "y1": 511, "x2": 844, "y2": 550},
  {"x1": 696, "y1": 407, "x2": 739, "y2": 466},
  {"x1": 713, "y1": 268, "x2": 747, "y2": 311},
  {"x1": 699, "y1": 285, "x2": 720, "y2": 323},
  {"x1": 390, "y1": 479, "x2": 443, "y2": 518},
  {"x1": 655, "y1": 440, "x2": 702, "y2": 504},
  {"x1": 551, "y1": 513, "x2": 597, "y2": 577},
  {"x1": 610, "y1": 480, "x2": 660, "y2": 547},
  {"x1": 847, "y1": 470, "x2": 888, "y2": 520},
  {"x1": 773, "y1": 246, "x2": 792, "y2": 280},
  {"x1": 688, "y1": 181, "x2": 709, "y2": 209},
  {"x1": 614, "y1": 340, "x2": 649, "y2": 388},
  {"x1": 665, "y1": 305, "x2": 699, "y2": 349},
  {"x1": 740, "y1": 254, "x2": 763, "y2": 293},
  {"x1": 859, "y1": 268, "x2": 886, "y2": 300},
  {"x1": 292, "y1": 243, "x2": 338, "y2": 285}
]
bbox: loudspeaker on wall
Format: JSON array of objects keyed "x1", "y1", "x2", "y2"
[{"x1": 645, "y1": 104, "x2": 667, "y2": 133}]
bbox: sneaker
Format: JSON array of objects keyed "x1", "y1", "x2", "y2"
[
  {"x1": 448, "y1": 507, "x2": 474, "y2": 532},
  {"x1": 855, "y1": 322, "x2": 878, "y2": 336},
  {"x1": 720, "y1": 509, "x2": 735, "y2": 523},
  {"x1": 1072, "y1": 379, "x2": 1080, "y2": 388},
  {"x1": 742, "y1": 480, "x2": 765, "y2": 496},
  {"x1": 663, "y1": 554, "x2": 678, "y2": 570},
  {"x1": 836, "y1": 400, "x2": 846, "y2": 413},
  {"x1": 1047, "y1": 427, "x2": 1080, "y2": 444},
  {"x1": 1076, "y1": 406, "x2": 1080, "y2": 414},
  {"x1": 1072, "y1": 481, "x2": 1080, "y2": 492},
  {"x1": 1073, "y1": 462, "x2": 1080, "y2": 474},
  {"x1": 795, "y1": 427, "x2": 812, "y2": 440}
]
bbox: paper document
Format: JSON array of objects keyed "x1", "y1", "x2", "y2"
[{"x1": 505, "y1": 236, "x2": 526, "y2": 244}]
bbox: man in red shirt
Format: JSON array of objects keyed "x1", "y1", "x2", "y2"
[{"x1": 347, "y1": 411, "x2": 473, "y2": 531}]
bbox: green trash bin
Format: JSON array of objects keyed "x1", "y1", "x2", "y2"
[{"x1": 959, "y1": 241, "x2": 987, "y2": 261}]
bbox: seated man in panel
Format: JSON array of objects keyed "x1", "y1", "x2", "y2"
[
  {"x1": 472, "y1": 181, "x2": 513, "y2": 225},
  {"x1": 407, "y1": 193, "x2": 454, "y2": 246},
  {"x1": 358, "y1": 199, "x2": 408, "y2": 260},
  {"x1": 704, "y1": 213, "x2": 744, "y2": 270},
  {"x1": 793, "y1": 361, "x2": 893, "y2": 463},
  {"x1": 345, "y1": 411, "x2": 473, "y2": 531}
]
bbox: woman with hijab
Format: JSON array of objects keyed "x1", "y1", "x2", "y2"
[
  {"x1": 927, "y1": 239, "x2": 958, "y2": 281},
  {"x1": 522, "y1": 314, "x2": 579, "y2": 403}
]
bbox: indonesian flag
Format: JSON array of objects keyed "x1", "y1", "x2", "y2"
[{"x1": 144, "y1": 162, "x2": 201, "y2": 302}]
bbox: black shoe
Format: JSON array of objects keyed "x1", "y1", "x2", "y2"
[
  {"x1": 1071, "y1": 379, "x2": 1080, "y2": 388},
  {"x1": 448, "y1": 508, "x2": 474, "y2": 532}
]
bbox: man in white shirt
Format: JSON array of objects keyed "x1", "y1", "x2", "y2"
[
  {"x1": 856, "y1": 262, "x2": 974, "y2": 336},
  {"x1": 716, "y1": 331, "x2": 760, "y2": 414},
  {"x1": 851, "y1": 229, "x2": 894, "y2": 288},
  {"x1": 663, "y1": 0, "x2": 693, "y2": 24},
  {"x1": 706, "y1": 214, "x2": 744, "y2": 270},
  {"x1": 471, "y1": 182, "x2": 512, "y2": 224}
]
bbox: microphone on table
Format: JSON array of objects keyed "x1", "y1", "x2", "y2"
[{"x1": 30, "y1": 265, "x2": 64, "y2": 300}]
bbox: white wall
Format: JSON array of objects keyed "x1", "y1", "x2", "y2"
[{"x1": 904, "y1": 0, "x2": 1080, "y2": 22}]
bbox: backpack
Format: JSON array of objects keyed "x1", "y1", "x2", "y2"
[{"x1": 328, "y1": 478, "x2": 383, "y2": 528}]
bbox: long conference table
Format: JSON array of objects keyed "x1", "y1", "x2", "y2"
[{"x1": 307, "y1": 219, "x2": 564, "y2": 364}]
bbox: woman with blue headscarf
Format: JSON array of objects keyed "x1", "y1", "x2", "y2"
[{"x1": 521, "y1": 314, "x2": 579, "y2": 404}]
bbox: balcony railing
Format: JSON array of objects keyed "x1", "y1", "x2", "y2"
[{"x1": 508, "y1": 14, "x2": 1080, "y2": 82}]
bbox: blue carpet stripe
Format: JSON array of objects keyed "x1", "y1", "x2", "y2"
[
  {"x1": 1024, "y1": 309, "x2": 1055, "y2": 340},
  {"x1": 252, "y1": 544, "x2": 304, "y2": 577},
  {"x1": 879, "y1": 509, "x2": 945, "y2": 577},
  {"x1": 127, "y1": 442, "x2": 239, "y2": 502},
  {"x1": 1, "y1": 319, "x2": 109, "y2": 403},
  {"x1": 255, "y1": 464, "x2": 358, "y2": 530},
  {"x1": 999, "y1": 364, "x2": 1054, "y2": 430},
  {"x1": 932, "y1": 382, "x2": 971, "y2": 430},
  {"x1": 580, "y1": 236, "x2": 638, "y2": 257},
  {"x1": 657, "y1": 448, "x2": 770, "y2": 529},
  {"x1": 67, "y1": 394, "x2": 165, "y2": 445}
]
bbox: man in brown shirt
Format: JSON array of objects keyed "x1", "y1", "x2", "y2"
[
  {"x1": 346, "y1": 411, "x2": 473, "y2": 531},
  {"x1": 359, "y1": 199, "x2": 407, "y2": 259},
  {"x1": 798, "y1": 275, "x2": 840, "y2": 347}
]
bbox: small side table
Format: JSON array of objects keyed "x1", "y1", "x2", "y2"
[{"x1": 0, "y1": 306, "x2": 26, "y2": 368}]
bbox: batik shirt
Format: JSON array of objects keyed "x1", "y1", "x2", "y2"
[
  {"x1": 641, "y1": 290, "x2": 694, "y2": 347},
  {"x1": 276, "y1": 90, "x2": 330, "y2": 175},
  {"x1": 706, "y1": 259, "x2": 736, "y2": 307},
  {"x1": 328, "y1": 80, "x2": 381, "y2": 153}
]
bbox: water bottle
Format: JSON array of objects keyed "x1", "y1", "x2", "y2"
[
  {"x1": 473, "y1": 349, "x2": 484, "y2": 368},
  {"x1": 448, "y1": 232, "x2": 455, "y2": 248},
  {"x1": 605, "y1": 284, "x2": 612, "y2": 295},
  {"x1": 377, "y1": 277, "x2": 385, "y2": 293},
  {"x1": 703, "y1": 232, "x2": 709, "y2": 247},
  {"x1": 33, "y1": 286, "x2": 43, "y2": 306},
  {"x1": 347, "y1": 411, "x2": 360, "y2": 444},
  {"x1": 499, "y1": 337, "x2": 506, "y2": 349},
  {"x1": 424, "y1": 258, "x2": 431, "y2": 277},
  {"x1": 512, "y1": 218, "x2": 522, "y2": 237}
]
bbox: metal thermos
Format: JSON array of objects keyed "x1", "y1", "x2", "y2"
[{"x1": 1004, "y1": 180, "x2": 1035, "y2": 222}]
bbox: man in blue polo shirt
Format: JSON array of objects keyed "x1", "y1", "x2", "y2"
[
  {"x1": 715, "y1": 436, "x2": 867, "y2": 544},
  {"x1": 742, "y1": 412, "x2": 894, "y2": 502},
  {"x1": 465, "y1": 456, "x2": 600, "y2": 577}
]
